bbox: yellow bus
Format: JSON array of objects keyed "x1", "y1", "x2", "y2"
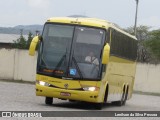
[{"x1": 29, "y1": 17, "x2": 137, "y2": 109}]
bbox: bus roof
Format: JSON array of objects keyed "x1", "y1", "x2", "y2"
[{"x1": 47, "y1": 17, "x2": 137, "y2": 40}]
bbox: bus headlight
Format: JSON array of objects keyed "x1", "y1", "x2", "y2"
[
  {"x1": 83, "y1": 87, "x2": 99, "y2": 91},
  {"x1": 39, "y1": 81, "x2": 45, "y2": 86},
  {"x1": 37, "y1": 80, "x2": 50, "y2": 86}
]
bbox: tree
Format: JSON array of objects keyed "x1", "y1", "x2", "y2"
[
  {"x1": 26, "y1": 32, "x2": 33, "y2": 49},
  {"x1": 145, "y1": 29, "x2": 160, "y2": 61},
  {"x1": 125, "y1": 25, "x2": 151, "y2": 62},
  {"x1": 125, "y1": 25, "x2": 150, "y2": 40},
  {"x1": 13, "y1": 35, "x2": 27, "y2": 49},
  {"x1": 12, "y1": 32, "x2": 33, "y2": 49}
]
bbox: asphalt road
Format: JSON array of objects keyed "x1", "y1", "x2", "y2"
[{"x1": 0, "y1": 81, "x2": 160, "y2": 120}]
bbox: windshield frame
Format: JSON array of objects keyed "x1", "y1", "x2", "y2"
[{"x1": 37, "y1": 22, "x2": 107, "y2": 81}]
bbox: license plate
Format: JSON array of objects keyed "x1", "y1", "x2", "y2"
[{"x1": 60, "y1": 92, "x2": 71, "y2": 96}]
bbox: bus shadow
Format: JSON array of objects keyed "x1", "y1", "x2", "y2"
[{"x1": 44, "y1": 101, "x2": 119, "y2": 110}]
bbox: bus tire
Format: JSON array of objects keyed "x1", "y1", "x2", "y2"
[
  {"x1": 123, "y1": 86, "x2": 129, "y2": 105},
  {"x1": 45, "y1": 97, "x2": 53, "y2": 105},
  {"x1": 104, "y1": 85, "x2": 109, "y2": 103},
  {"x1": 94, "y1": 103, "x2": 103, "y2": 110}
]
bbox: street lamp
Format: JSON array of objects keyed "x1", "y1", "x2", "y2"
[{"x1": 134, "y1": 0, "x2": 139, "y2": 36}]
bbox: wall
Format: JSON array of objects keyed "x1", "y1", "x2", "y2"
[
  {"x1": 0, "y1": 49, "x2": 160, "y2": 93},
  {"x1": 134, "y1": 63, "x2": 160, "y2": 93},
  {"x1": 0, "y1": 49, "x2": 15, "y2": 80},
  {"x1": 0, "y1": 48, "x2": 36, "y2": 82}
]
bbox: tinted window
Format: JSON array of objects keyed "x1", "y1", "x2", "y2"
[{"x1": 110, "y1": 29, "x2": 137, "y2": 60}]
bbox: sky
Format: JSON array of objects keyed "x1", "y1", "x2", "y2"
[{"x1": 0, "y1": 0, "x2": 160, "y2": 29}]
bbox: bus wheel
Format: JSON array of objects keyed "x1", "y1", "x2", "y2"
[
  {"x1": 104, "y1": 86, "x2": 109, "y2": 103},
  {"x1": 45, "y1": 97, "x2": 53, "y2": 105},
  {"x1": 123, "y1": 87, "x2": 129, "y2": 105},
  {"x1": 94, "y1": 103, "x2": 103, "y2": 110}
]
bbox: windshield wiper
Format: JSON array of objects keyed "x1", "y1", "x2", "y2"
[
  {"x1": 72, "y1": 56, "x2": 83, "y2": 79},
  {"x1": 54, "y1": 48, "x2": 68, "y2": 73},
  {"x1": 54, "y1": 54, "x2": 66, "y2": 70}
]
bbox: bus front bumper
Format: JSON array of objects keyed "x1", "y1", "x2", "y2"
[{"x1": 36, "y1": 84, "x2": 100, "y2": 103}]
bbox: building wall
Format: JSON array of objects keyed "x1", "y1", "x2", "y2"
[{"x1": 0, "y1": 49, "x2": 160, "y2": 93}]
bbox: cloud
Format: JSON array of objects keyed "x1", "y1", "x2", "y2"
[
  {"x1": 139, "y1": 16, "x2": 160, "y2": 29},
  {"x1": 26, "y1": 0, "x2": 50, "y2": 9}
]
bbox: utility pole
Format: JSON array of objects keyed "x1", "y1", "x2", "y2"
[{"x1": 134, "y1": 0, "x2": 139, "y2": 36}]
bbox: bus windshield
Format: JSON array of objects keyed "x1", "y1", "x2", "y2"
[{"x1": 38, "y1": 23, "x2": 105, "y2": 80}]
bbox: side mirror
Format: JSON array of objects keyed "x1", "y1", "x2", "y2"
[
  {"x1": 29, "y1": 36, "x2": 39, "y2": 56},
  {"x1": 102, "y1": 43, "x2": 110, "y2": 64}
]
